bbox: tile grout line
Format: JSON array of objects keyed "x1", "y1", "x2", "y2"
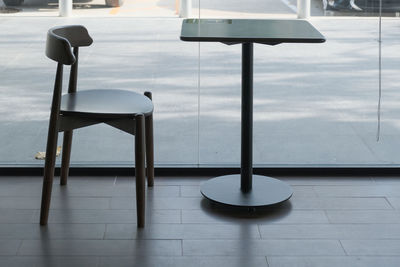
[
  {"x1": 15, "y1": 239, "x2": 23, "y2": 256},
  {"x1": 181, "y1": 239, "x2": 184, "y2": 256},
  {"x1": 95, "y1": 256, "x2": 101, "y2": 267},
  {"x1": 103, "y1": 224, "x2": 107, "y2": 240},
  {"x1": 265, "y1": 256, "x2": 270, "y2": 267},
  {"x1": 257, "y1": 224, "x2": 262, "y2": 239},
  {"x1": 311, "y1": 185, "x2": 318, "y2": 197},
  {"x1": 384, "y1": 197, "x2": 396, "y2": 210},
  {"x1": 323, "y1": 209, "x2": 332, "y2": 224},
  {"x1": 338, "y1": 239, "x2": 348, "y2": 256}
]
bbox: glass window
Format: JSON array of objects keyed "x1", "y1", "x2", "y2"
[{"x1": 0, "y1": 0, "x2": 398, "y2": 167}]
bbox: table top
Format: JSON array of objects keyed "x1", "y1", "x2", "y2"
[{"x1": 180, "y1": 19, "x2": 326, "y2": 45}]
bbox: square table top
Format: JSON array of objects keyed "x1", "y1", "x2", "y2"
[{"x1": 180, "y1": 19, "x2": 326, "y2": 45}]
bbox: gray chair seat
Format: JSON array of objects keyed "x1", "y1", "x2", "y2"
[{"x1": 61, "y1": 89, "x2": 154, "y2": 118}]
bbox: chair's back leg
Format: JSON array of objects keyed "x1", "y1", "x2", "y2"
[
  {"x1": 145, "y1": 115, "x2": 154, "y2": 187},
  {"x1": 135, "y1": 114, "x2": 146, "y2": 228},
  {"x1": 60, "y1": 131, "x2": 73, "y2": 185},
  {"x1": 68, "y1": 47, "x2": 79, "y2": 93},
  {"x1": 144, "y1": 92, "x2": 154, "y2": 187},
  {"x1": 40, "y1": 63, "x2": 63, "y2": 225}
]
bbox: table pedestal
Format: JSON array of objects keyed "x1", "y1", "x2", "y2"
[
  {"x1": 201, "y1": 175, "x2": 292, "y2": 207},
  {"x1": 200, "y1": 43, "x2": 293, "y2": 208}
]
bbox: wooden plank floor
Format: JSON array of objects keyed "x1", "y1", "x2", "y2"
[{"x1": 0, "y1": 175, "x2": 400, "y2": 267}]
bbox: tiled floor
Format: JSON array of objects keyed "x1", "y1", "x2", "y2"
[{"x1": 0, "y1": 175, "x2": 400, "y2": 266}]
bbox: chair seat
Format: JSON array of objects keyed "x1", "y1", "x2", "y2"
[{"x1": 60, "y1": 89, "x2": 153, "y2": 118}]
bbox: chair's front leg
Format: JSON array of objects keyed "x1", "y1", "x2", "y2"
[
  {"x1": 40, "y1": 63, "x2": 63, "y2": 226},
  {"x1": 40, "y1": 118, "x2": 60, "y2": 225},
  {"x1": 135, "y1": 114, "x2": 146, "y2": 228}
]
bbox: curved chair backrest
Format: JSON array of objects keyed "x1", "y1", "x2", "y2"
[{"x1": 46, "y1": 25, "x2": 93, "y2": 65}]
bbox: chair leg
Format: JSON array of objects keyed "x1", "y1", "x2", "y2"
[
  {"x1": 144, "y1": 91, "x2": 154, "y2": 187},
  {"x1": 135, "y1": 114, "x2": 146, "y2": 228},
  {"x1": 40, "y1": 120, "x2": 60, "y2": 225},
  {"x1": 145, "y1": 114, "x2": 154, "y2": 187},
  {"x1": 60, "y1": 130, "x2": 73, "y2": 186}
]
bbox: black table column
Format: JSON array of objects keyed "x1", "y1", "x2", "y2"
[
  {"x1": 198, "y1": 42, "x2": 293, "y2": 208},
  {"x1": 241, "y1": 42, "x2": 253, "y2": 193}
]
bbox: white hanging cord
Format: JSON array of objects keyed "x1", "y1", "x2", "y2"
[
  {"x1": 197, "y1": 3, "x2": 201, "y2": 165},
  {"x1": 377, "y1": 0, "x2": 382, "y2": 141},
  {"x1": 197, "y1": 42, "x2": 201, "y2": 165}
]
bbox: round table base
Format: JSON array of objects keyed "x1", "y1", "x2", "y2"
[{"x1": 200, "y1": 174, "x2": 293, "y2": 208}]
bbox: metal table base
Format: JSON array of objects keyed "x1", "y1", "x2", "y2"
[
  {"x1": 201, "y1": 174, "x2": 292, "y2": 207},
  {"x1": 200, "y1": 43, "x2": 293, "y2": 208}
]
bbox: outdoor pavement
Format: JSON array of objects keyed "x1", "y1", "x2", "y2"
[
  {"x1": 0, "y1": 1, "x2": 400, "y2": 166},
  {"x1": 1, "y1": 0, "x2": 316, "y2": 17}
]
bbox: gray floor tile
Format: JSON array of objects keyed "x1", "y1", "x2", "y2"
[
  {"x1": 99, "y1": 256, "x2": 269, "y2": 267},
  {"x1": 0, "y1": 183, "x2": 43, "y2": 197},
  {"x1": 59, "y1": 177, "x2": 117, "y2": 186},
  {"x1": 111, "y1": 197, "x2": 202, "y2": 210},
  {"x1": 53, "y1": 183, "x2": 139, "y2": 197},
  {"x1": 267, "y1": 256, "x2": 400, "y2": 267},
  {"x1": 0, "y1": 224, "x2": 105, "y2": 240},
  {"x1": 31, "y1": 209, "x2": 180, "y2": 224},
  {"x1": 326, "y1": 210, "x2": 400, "y2": 223},
  {"x1": 50, "y1": 184, "x2": 181, "y2": 198},
  {"x1": 109, "y1": 197, "x2": 139, "y2": 210},
  {"x1": 0, "y1": 177, "x2": 153, "y2": 198},
  {"x1": 32, "y1": 224, "x2": 106, "y2": 240},
  {"x1": 0, "y1": 224, "x2": 36, "y2": 240},
  {"x1": 341, "y1": 240, "x2": 400, "y2": 256},
  {"x1": 291, "y1": 186, "x2": 318, "y2": 197},
  {"x1": 278, "y1": 177, "x2": 375, "y2": 186},
  {"x1": 105, "y1": 223, "x2": 261, "y2": 240},
  {"x1": 180, "y1": 186, "x2": 202, "y2": 197},
  {"x1": 31, "y1": 209, "x2": 137, "y2": 224},
  {"x1": 145, "y1": 186, "x2": 181, "y2": 198},
  {"x1": 0, "y1": 256, "x2": 99, "y2": 267},
  {"x1": 290, "y1": 196, "x2": 392, "y2": 210},
  {"x1": 18, "y1": 240, "x2": 182, "y2": 256},
  {"x1": 0, "y1": 209, "x2": 36, "y2": 223},
  {"x1": 0, "y1": 197, "x2": 110, "y2": 210},
  {"x1": 50, "y1": 197, "x2": 111, "y2": 210},
  {"x1": 183, "y1": 239, "x2": 345, "y2": 256},
  {"x1": 72, "y1": 181, "x2": 180, "y2": 198},
  {"x1": 387, "y1": 198, "x2": 400, "y2": 209},
  {"x1": 314, "y1": 185, "x2": 400, "y2": 197},
  {"x1": 259, "y1": 224, "x2": 400, "y2": 239},
  {"x1": 182, "y1": 209, "x2": 329, "y2": 224},
  {"x1": 181, "y1": 185, "x2": 316, "y2": 197},
  {"x1": 145, "y1": 209, "x2": 182, "y2": 223},
  {"x1": 0, "y1": 241, "x2": 21, "y2": 256},
  {"x1": 146, "y1": 177, "x2": 209, "y2": 186},
  {"x1": 373, "y1": 177, "x2": 400, "y2": 185},
  {"x1": 0, "y1": 224, "x2": 104, "y2": 240}
]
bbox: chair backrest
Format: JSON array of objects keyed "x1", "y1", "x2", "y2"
[
  {"x1": 44, "y1": 26, "x2": 94, "y2": 129},
  {"x1": 46, "y1": 25, "x2": 93, "y2": 65}
]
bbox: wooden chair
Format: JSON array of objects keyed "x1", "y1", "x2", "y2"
[{"x1": 40, "y1": 25, "x2": 154, "y2": 228}]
